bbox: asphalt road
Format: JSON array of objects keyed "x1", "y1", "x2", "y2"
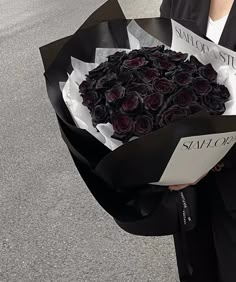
[{"x1": 0, "y1": 0, "x2": 179, "y2": 281}]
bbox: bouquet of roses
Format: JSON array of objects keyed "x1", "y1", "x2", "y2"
[
  {"x1": 40, "y1": 0, "x2": 236, "y2": 236},
  {"x1": 59, "y1": 18, "x2": 236, "y2": 189},
  {"x1": 79, "y1": 46, "x2": 229, "y2": 143}
]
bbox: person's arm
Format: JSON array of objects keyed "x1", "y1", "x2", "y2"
[{"x1": 160, "y1": 0, "x2": 173, "y2": 18}]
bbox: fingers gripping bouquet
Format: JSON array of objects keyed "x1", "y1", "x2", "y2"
[{"x1": 40, "y1": 0, "x2": 236, "y2": 236}]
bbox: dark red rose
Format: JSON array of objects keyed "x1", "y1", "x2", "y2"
[
  {"x1": 106, "y1": 85, "x2": 125, "y2": 103},
  {"x1": 173, "y1": 88, "x2": 196, "y2": 107},
  {"x1": 201, "y1": 94, "x2": 226, "y2": 114},
  {"x1": 158, "y1": 106, "x2": 188, "y2": 128},
  {"x1": 139, "y1": 68, "x2": 160, "y2": 82},
  {"x1": 158, "y1": 61, "x2": 176, "y2": 71},
  {"x1": 144, "y1": 94, "x2": 164, "y2": 111},
  {"x1": 134, "y1": 115, "x2": 153, "y2": 136},
  {"x1": 199, "y1": 64, "x2": 217, "y2": 82},
  {"x1": 92, "y1": 105, "x2": 107, "y2": 124},
  {"x1": 82, "y1": 91, "x2": 100, "y2": 109},
  {"x1": 96, "y1": 73, "x2": 117, "y2": 89},
  {"x1": 121, "y1": 92, "x2": 140, "y2": 112},
  {"x1": 175, "y1": 71, "x2": 192, "y2": 86},
  {"x1": 210, "y1": 84, "x2": 230, "y2": 101},
  {"x1": 79, "y1": 79, "x2": 96, "y2": 93},
  {"x1": 180, "y1": 62, "x2": 197, "y2": 72},
  {"x1": 108, "y1": 51, "x2": 127, "y2": 63},
  {"x1": 126, "y1": 83, "x2": 151, "y2": 97},
  {"x1": 154, "y1": 78, "x2": 176, "y2": 94},
  {"x1": 88, "y1": 61, "x2": 109, "y2": 79},
  {"x1": 123, "y1": 57, "x2": 147, "y2": 69},
  {"x1": 192, "y1": 78, "x2": 212, "y2": 95},
  {"x1": 166, "y1": 50, "x2": 188, "y2": 62},
  {"x1": 112, "y1": 114, "x2": 133, "y2": 135},
  {"x1": 118, "y1": 71, "x2": 133, "y2": 84},
  {"x1": 189, "y1": 103, "x2": 205, "y2": 114}
]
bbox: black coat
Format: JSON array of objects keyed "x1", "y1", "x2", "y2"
[{"x1": 160, "y1": 0, "x2": 236, "y2": 211}]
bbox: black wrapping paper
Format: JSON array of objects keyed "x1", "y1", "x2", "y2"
[{"x1": 40, "y1": 0, "x2": 236, "y2": 235}]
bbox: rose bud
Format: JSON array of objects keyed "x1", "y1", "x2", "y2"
[
  {"x1": 134, "y1": 115, "x2": 153, "y2": 136},
  {"x1": 192, "y1": 77, "x2": 212, "y2": 95},
  {"x1": 121, "y1": 93, "x2": 140, "y2": 112},
  {"x1": 112, "y1": 114, "x2": 133, "y2": 135},
  {"x1": 105, "y1": 85, "x2": 125, "y2": 103},
  {"x1": 144, "y1": 94, "x2": 164, "y2": 111}
]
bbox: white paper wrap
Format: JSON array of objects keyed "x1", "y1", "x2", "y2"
[{"x1": 61, "y1": 20, "x2": 236, "y2": 185}]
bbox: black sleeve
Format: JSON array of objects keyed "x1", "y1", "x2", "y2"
[{"x1": 160, "y1": 0, "x2": 172, "y2": 18}]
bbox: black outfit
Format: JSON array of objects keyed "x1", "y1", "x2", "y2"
[{"x1": 160, "y1": 1, "x2": 236, "y2": 281}]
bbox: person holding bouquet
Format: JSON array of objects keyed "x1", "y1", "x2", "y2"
[{"x1": 160, "y1": 0, "x2": 236, "y2": 281}]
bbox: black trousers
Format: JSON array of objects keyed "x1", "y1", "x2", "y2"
[{"x1": 173, "y1": 176, "x2": 236, "y2": 282}]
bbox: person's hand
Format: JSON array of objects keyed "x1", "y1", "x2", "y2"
[{"x1": 169, "y1": 172, "x2": 208, "y2": 191}]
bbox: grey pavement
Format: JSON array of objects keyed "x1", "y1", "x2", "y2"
[{"x1": 0, "y1": 0, "x2": 179, "y2": 281}]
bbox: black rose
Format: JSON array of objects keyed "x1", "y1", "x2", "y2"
[
  {"x1": 180, "y1": 62, "x2": 197, "y2": 72},
  {"x1": 134, "y1": 115, "x2": 153, "y2": 136},
  {"x1": 139, "y1": 68, "x2": 160, "y2": 83},
  {"x1": 126, "y1": 83, "x2": 151, "y2": 97},
  {"x1": 210, "y1": 84, "x2": 230, "y2": 101},
  {"x1": 201, "y1": 94, "x2": 226, "y2": 114},
  {"x1": 175, "y1": 71, "x2": 192, "y2": 86},
  {"x1": 123, "y1": 57, "x2": 148, "y2": 69},
  {"x1": 108, "y1": 51, "x2": 127, "y2": 63},
  {"x1": 199, "y1": 64, "x2": 217, "y2": 82},
  {"x1": 82, "y1": 91, "x2": 100, "y2": 109},
  {"x1": 154, "y1": 78, "x2": 176, "y2": 94},
  {"x1": 92, "y1": 105, "x2": 107, "y2": 124},
  {"x1": 96, "y1": 73, "x2": 117, "y2": 89},
  {"x1": 144, "y1": 94, "x2": 164, "y2": 111},
  {"x1": 192, "y1": 78, "x2": 212, "y2": 95},
  {"x1": 158, "y1": 106, "x2": 188, "y2": 128},
  {"x1": 165, "y1": 50, "x2": 188, "y2": 62},
  {"x1": 79, "y1": 79, "x2": 96, "y2": 93},
  {"x1": 121, "y1": 92, "x2": 140, "y2": 112},
  {"x1": 112, "y1": 114, "x2": 133, "y2": 135},
  {"x1": 189, "y1": 103, "x2": 205, "y2": 114},
  {"x1": 88, "y1": 61, "x2": 109, "y2": 79},
  {"x1": 106, "y1": 85, "x2": 125, "y2": 103},
  {"x1": 172, "y1": 88, "x2": 196, "y2": 107},
  {"x1": 158, "y1": 61, "x2": 176, "y2": 71},
  {"x1": 118, "y1": 71, "x2": 134, "y2": 84}
]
